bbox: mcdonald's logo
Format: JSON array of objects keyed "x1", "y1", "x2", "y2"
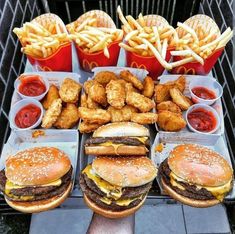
[
  {"x1": 130, "y1": 61, "x2": 146, "y2": 70},
  {"x1": 35, "y1": 65, "x2": 52, "y2": 71},
  {"x1": 176, "y1": 66, "x2": 195, "y2": 75},
  {"x1": 82, "y1": 59, "x2": 99, "y2": 71}
]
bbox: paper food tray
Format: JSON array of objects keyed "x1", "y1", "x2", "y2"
[
  {"x1": 0, "y1": 129, "x2": 79, "y2": 192},
  {"x1": 155, "y1": 74, "x2": 224, "y2": 143},
  {"x1": 151, "y1": 132, "x2": 235, "y2": 201}
]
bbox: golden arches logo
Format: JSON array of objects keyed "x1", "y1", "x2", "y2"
[
  {"x1": 35, "y1": 65, "x2": 52, "y2": 71},
  {"x1": 176, "y1": 66, "x2": 195, "y2": 75},
  {"x1": 130, "y1": 62, "x2": 146, "y2": 70},
  {"x1": 82, "y1": 59, "x2": 98, "y2": 71}
]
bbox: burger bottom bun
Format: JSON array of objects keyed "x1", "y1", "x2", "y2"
[
  {"x1": 84, "y1": 194, "x2": 147, "y2": 219},
  {"x1": 161, "y1": 179, "x2": 220, "y2": 208},
  {"x1": 5, "y1": 182, "x2": 72, "y2": 213},
  {"x1": 85, "y1": 145, "x2": 148, "y2": 156}
]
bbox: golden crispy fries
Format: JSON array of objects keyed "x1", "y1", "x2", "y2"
[
  {"x1": 142, "y1": 76, "x2": 154, "y2": 98},
  {"x1": 131, "y1": 113, "x2": 158, "y2": 125},
  {"x1": 120, "y1": 70, "x2": 144, "y2": 90}
]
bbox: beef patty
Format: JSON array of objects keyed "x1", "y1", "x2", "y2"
[
  {"x1": 0, "y1": 167, "x2": 72, "y2": 202},
  {"x1": 158, "y1": 159, "x2": 215, "y2": 200},
  {"x1": 85, "y1": 137, "x2": 149, "y2": 147},
  {"x1": 80, "y1": 173, "x2": 149, "y2": 211}
]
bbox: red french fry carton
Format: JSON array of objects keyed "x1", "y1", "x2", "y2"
[{"x1": 170, "y1": 48, "x2": 224, "y2": 75}]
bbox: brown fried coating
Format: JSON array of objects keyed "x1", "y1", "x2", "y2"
[
  {"x1": 120, "y1": 70, "x2": 143, "y2": 90},
  {"x1": 84, "y1": 80, "x2": 95, "y2": 94},
  {"x1": 79, "y1": 121, "x2": 101, "y2": 133},
  {"x1": 94, "y1": 71, "x2": 118, "y2": 86},
  {"x1": 126, "y1": 92, "x2": 155, "y2": 113},
  {"x1": 125, "y1": 82, "x2": 139, "y2": 93},
  {"x1": 131, "y1": 113, "x2": 158, "y2": 125},
  {"x1": 157, "y1": 101, "x2": 181, "y2": 113},
  {"x1": 54, "y1": 103, "x2": 79, "y2": 129},
  {"x1": 106, "y1": 80, "x2": 125, "y2": 109},
  {"x1": 142, "y1": 76, "x2": 154, "y2": 98},
  {"x1": 175, "y1": 75, "x2": 186, "y2": 92},
  {"x1": 121, "y1": 105, "x2": 138, "y2": 121},
  {"x1": 87, "y1": 95, "x2": 100, "y2": 109},
  {"x1": 59, "y1": 78, "x2": 82, "y2": 103},
  {"x1": 80, "y1": 93, "x2": 88, "y2": 108},
  {"x1": 170, "y1": 88, "x2": 192, "y2": 111},
  {"x1": 158, "y1": 110, "x2": 186, "y2": 131},
  {"x1": 42, "y1": 84, "x2": 60, "y2": 110},
  {"x1": 89, "y1": 81, "x2": 107, "y2": 106},
  {"x1": 78, "y1": 107, "x2": 111, "y2": 124}
]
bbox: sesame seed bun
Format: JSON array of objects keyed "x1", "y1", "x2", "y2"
[
  {"x1": 84, "y1": 193, "x2": 147, "y2": 218},
  {"x1": 5, "y1": 147, "x2": 71, "y2": 186},
  {"x1": 92, "y1": 156, "x2": 157, "y2": 187},
  {"x1": 93, "y1": 122, "x2": 150, "y2": 137},
  {"x1": 168, "y1": 144, "x2": 233, "y2": 187},
  {"x1": 5, "y1": 182, "x2": 72, "y2": 213}
]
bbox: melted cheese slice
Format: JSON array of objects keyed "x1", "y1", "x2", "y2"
[
  {"x1": 83, "y1": 165, "x2": 122, "y2": 200},
  {"x1": 5, "y1": 189, "x2": 34, "y2": 201}
]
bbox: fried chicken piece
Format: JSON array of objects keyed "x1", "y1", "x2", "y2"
[
  {"x1": 126, "y1": 92, "x2": 155, "y2": 113},
  {"x1": 54, "y1": 103, "x2": 79, "y2": 129},
  {"x1": 41, "y1": 99, "x2": 62, "y2": 128},
  {"x1": 175, "y1": 75, "x2": 186, "y2": 92},
  {"x1": 158, "y1": 110, "x2": 186, "y2": 131},
  {"x1": 131, "y1": 113, "x2": 158, "y2": 125},
  {"x1": 84, "y1": 80, "x2": 95, "y2": 94},
  {"x1": 42, "y1": 84, "x2": 60, "y2": 110},
  {"x1": 120, "y1": 70, "x2": 143, "y2": 90},
  {"x1": 157, "y1": 101, "x2": 181, "y2": 113},
  {"x1": 106, "y1": 80, "x2": 125, "y2": 109},
  {"x1": 89, "y1": 81, "x2": 107, "y2": 107},
  {"x1": 142, "y1": 76, "x2": 154, "y2": 98},
  {"x1": 170, "y1": 88, "x2": 192, "y2": 111},
  {"x1": 87, "y1": 94, "x2": 100, "y2": 109},
  {"x1": 94, "y1": 71, "x2": 118, "y2": 86},
  {"x1": 78, "y1": 107, "x2": 111, "y2": 124},
  {"x1": 79, "y1": 121, "x2": 101, "y2": 133},
  {"x1": 80, "y1": 93, "x2": 87, "y2": 108},
  {"x1": 121, "y1": 105, "x2": 138, "y2": 121},
  {"x1": 59, "y1": 78, "x2": 82, "y2": 103},
  {"x1": 125, "y1": 82, "x2": 139, "y2": 93}
]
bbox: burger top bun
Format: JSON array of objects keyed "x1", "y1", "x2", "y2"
[
  {"x1": 6, "y1": 147, "x2": 71, "y2": 186},
  {"x1": 92, "y1": 122, "x2": 150, "y2": 137},
  {"x1": 92, "y1": 156, "x2": 157, "y2": 187},
  {"x1": 168, "y1": 144, "x2": 233, "y2": 187}
]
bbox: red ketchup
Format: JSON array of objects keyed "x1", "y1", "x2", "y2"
[
  {"x1": 19, "y1": 75, "x2": 46, "y2": 96},
  {"x1": 187, "y1": 108, "x2": 217, "y2": 132},
  {"x1": 15, "y1": 104, "x2": 41, "y2": 128},
  {"x1": 192, "y1": 87, "x2": 216, "y2": 100}
]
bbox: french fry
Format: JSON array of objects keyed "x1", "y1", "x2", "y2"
[
  {"x1": 119, "y1": 42, "x2": 138, "y2": 53},
  {"x1": 169, "y1": 57, "x2": 194, "y2": 68},
  {"x1": 117, "y1": 6, "x2": 132, "y2": 32},
  {"x1": 177, "y1": 22, "x2": 199, "y2": 43}
]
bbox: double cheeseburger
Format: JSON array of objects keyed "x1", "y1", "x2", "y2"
[
  {"x1": 85, "y1": 122, "x2": 150, "y2": 156},
  {"x1": 158, "y1": 144, "x2": 233, "y2": 207},
  {"x1": 80, "y1": 156, "x2": 157, "y2": 218},
  {"x1": 0, "y1": 147, "x2": 73, "y2": 213}
]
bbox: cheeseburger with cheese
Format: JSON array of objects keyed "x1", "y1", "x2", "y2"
[
  {"x1": 80, "y1": 156, "x2": 157, "y2": 218},
  {"x1": 158, "y1": 144, "x2": 233, "y2": 207},
  {"x1": 0, "y1": 147, "x2": 72, "y2": 213},
  {"x1": 85, "y1": 122, "x2": 150, "y2": 156}
]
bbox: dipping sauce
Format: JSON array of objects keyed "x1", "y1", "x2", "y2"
[
  {"x1": 19, "y1": 75, "x2": 46, "y2": 96},
  {"x1": 192, "y1": 87, "x2": 216, "y2": 100},
  {"x1": 187, "y1": 107, "x2": 217, "y2": 132},
  {"x1": 15, "y1": 104, "x2": 41, "y2": 128}
]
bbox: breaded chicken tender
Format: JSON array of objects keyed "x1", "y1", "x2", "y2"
[
  {"x1": 120, "y1": 70, "x2": 143, "y2": 90},
  {"x1": 131, "y1": 113, "x2": 158, "y2": 125},
  {"x1": 142, "y1": 76, "x2": 154, "y2": 98},
  {"x1": 59, "y1": 78, "x2": 82, "y2": 103},
  {"x1": 42, "y1": 84, "x2": 60, "y2": 110},
  {"x1": 170, "y1": 88, "x2": 192, "y2": 110},
  {"x1": 78, "y1": 107, "x2": 111, "y2": 124},
  {"x1": 158, "y1": 110, "x2": 186, "y2": 131},
  {"x1": 94, "y1": 71, "x2": 118, "y2": 86},
  {"x1": 126, "y1": 92, "x2": 155, "y2": 113},
  {"x1": 41, "y1": 99, "x2": 62, "y2": 128},
  {"x1": 80, "y1": 93, "x2": 87, "y2": 108},
  {"x1": 106, "y1": 80, "x2": 126, "y2": 109},
  {"x1": 54, "y1": 103, "x2": 79, "y2": 129},
  {"x1": 157, "y1": 101, "x2": 181, "y2": 113},
  {"x1": 89, "y1": 81, "x2": 107, "y2": 106},
  {"x1": 79, "y1": 121, "x2": 101, "y2": 133}
]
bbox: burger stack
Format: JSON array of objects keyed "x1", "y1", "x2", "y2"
[{"x1": 80, "y1": 122, "x2": 157, "y2": 218}]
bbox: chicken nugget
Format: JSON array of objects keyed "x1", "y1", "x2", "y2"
[
  {"x1": 175, "y1": 75, "x2": 186, "y2": 92},
  {"x1": 87, "y1": 95, "x2": 100, "y2": 109},
  {"x1": 120, "y1": 70, "x2": 143, "y2": 90},
  {"x1": 157, "y1": 101, "x2": 181, "y2": 113},
  {"x1": 107, "y1": 106, "x2": 124, "y2": 122},
  {"x1": 106, "y1": 80, "x2": 125, "y2": 109},
  {"x1": 94, "y1": 71, "x2": 118, "y2": 86},
  {"x1": 154, "y1": 83, "x2": 174, "y2": 103},
  {"x1": 131, "y1": 112, "x2": 158, "y2": 125},
  {"x1": 41, "y1": 99, "x2": 62, "y2": 128},
  {"x1": 42, "y1": 84, "x2": 60, "y2": 110},
  {"x1": 142, "y1": 76, "x2": 154, "y2": 98},
  {"x1": 79, "y1": 121, "x2": 101, "y2": 133},
  {"x1": 59, "y1": 78, "x2": 82, "y2": 103},
  {"x1": 125, "y1": 82, "x2": 139, "y2": 93},
  {"x1": 54, "y1": 103, "x2": 79, "y2": 129},
  {"x1": 121, "y1": 105, "x2": 138, "y2": 121},
  {"x1": 126, "y1": 92, "x2": 155, "y2": 113},
  {"x1": 84, "y1": 80, "x2": 95, "y2": 94},
  {"x1": 80, "y1": 93, "x2": 87, "y2": 108},
  {"x1": 78, "y1": 107, "x2": 111, "y2": 124},
  {"x1": 158, "y1": 110, "x2": 186, "y2": 131},
  {"x1": 170, "y1": 88, "x2": 192, "y2": 110},
  {"x1": 89, "y1": 81, "x2": 107, "y2": 107}
]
